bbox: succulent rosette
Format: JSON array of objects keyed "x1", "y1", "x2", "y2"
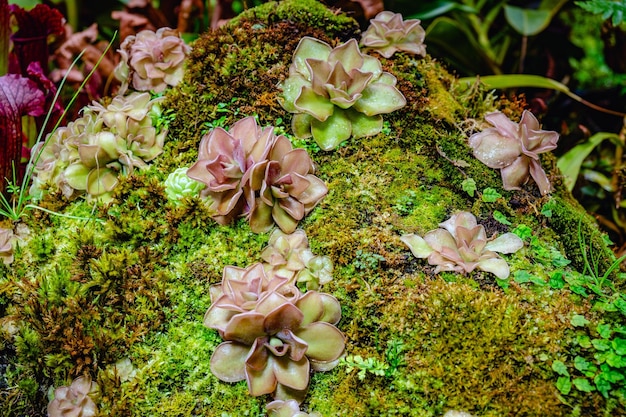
[
  {"x1": 261, "y1": 229, "x2": 333, "y2": 290},
  {"x1": 164, "y1": 167, "x2": 206, "y2": 204},
  {"x1": 247, "y1": 136, "x2": 328, "y2": 233},
  {"x1": 208, "y1": 289, "x2": 345, "y2": 402},
  {"x1": 31, "y1": 92, "x2": 166, "y2": 201},
  {"x1": 279, "y1": 36, "x2": 406, "y2": 151},
  {"x1": 114, "y1": 27, "x2": 191, "y2": 93},
  {"x1": 360, "y1": 11, "x2": 427, "y2": 58},
  {"x1": 401, "y1": 211, "x2": 523, "y2": 279},
  {"x1": 468, "y1": 110, "x2": 559, "y2": 195},
  {"x1": 204, "y1": 263, "x2": 297, "y2": 335},
  {"x1": 187, "y1": 117, "x2": 327, "y2": 232},
  {"x1": 186, "y1": 116, "x2": 276, "y2": 224},
  {"x1": 47, "y1": 375, "x2": 99, "y2": 417}
]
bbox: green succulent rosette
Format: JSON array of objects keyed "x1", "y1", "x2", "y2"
[{"x1": 279, "y1": 36, "x2": 406, "y2": 151}]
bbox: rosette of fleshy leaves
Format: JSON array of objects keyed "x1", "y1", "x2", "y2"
[
  {"x1": 47, "y1": 375, "x2": 99, "y2": 417},
  {"x1": 359, "y1": 11, "x2": 427, "y2": 58},
  {"x1": 187, "y1": 117, "x2": 327, "y2": 233},
  {"x1": 400, "y1": 211, "x2": 523, "y2": 279},
  {"x1": 468, "y1": 110, "x2": 559, "y2": 195},
  {"x1": 114, "y1": 27, "x2": 191, "y2": 94},
  {"x1": 205, "y1": 262, "x2": 345, "y2": 403},
  {"x1": 261, "y1": 229, "x2": 333, "y2": 290},
  {"x1": 279, "y1": 36, "x2": 406, "y2": 151},
  {"x1": 247, "y1": 135, "x2": 328, "y2": 233},
  {"x1": 163, "y1": 167, "x2": 206, "y2": 205},
  {"x1": 266, "y1": 399, "x2": 321, "y2": 417},
  {"x1": 31, "y1": 92, "x2": 166, "y2": 201},
  {"x1": 0, "y1": 227, "x2": 15, "y2": 265}
]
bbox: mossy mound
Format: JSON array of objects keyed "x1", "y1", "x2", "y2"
[{"x1": 1, "y1": 1, "x2": 625, "y2": 416}]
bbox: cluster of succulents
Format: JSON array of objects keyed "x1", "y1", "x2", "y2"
[
  {"x1": 114, "y1": 27, "x2": 191, "y2": 94},
  {"x1": 0, "y1": 227, "x2": 14, "y2": 265},
  {"x1": 206, "y1": 230, "x2": 344, "y2": 404},
  {"x1": 468, "y1": 110, "x2": 559, "y2": 195},
  {"x1": 401, "y1": 211, "x2": 523, "y2": 279},
  {"x1": 279, "y1": 36, "x2": 407, "y2": 151},
  {"x1": 261, "y1": 229, "x2": 333, "y2": 290},
  {"x1": 30, "y1": 92, "x2": 166, "y2": 201},
  {"x1": 359, "y1": 11, "x2": 427, "y2": 58},
  {"x1": 187, "y1": 117, "x2": 328, "y2": 233},
  {"x1": 47, "y1": 375, "x2": 99, "y2": 417}
]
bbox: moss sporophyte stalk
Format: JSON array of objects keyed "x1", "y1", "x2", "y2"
[{"x1": 2, "y1": 0, "x2": 625, "y2": 416}]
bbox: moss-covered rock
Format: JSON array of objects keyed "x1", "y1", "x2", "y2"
[{"x1": 1, "y1": 1, "x2": 625, "y2": 416}]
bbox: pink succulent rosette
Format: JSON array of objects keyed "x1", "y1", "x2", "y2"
[
  {"x1": 468, "y1": 110, "x2": 559, "y2": 195},
  {"x1": 114, "y1": 27, "x2": 190, "y2": 93},
  {"x1": 401, "y1": 211, "x2": 523, "y2": 279},
  {"x1": 205, "y1": 263, "x2": 345, "y2": 403},
  {"x1": 360, "y1": 11, "x2": 427, "y2": 58},
  {"x1": 47, "y1": 376, "x2": 99, "y2": 417}
]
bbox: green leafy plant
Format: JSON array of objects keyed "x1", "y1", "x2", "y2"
[
  {"x1": 411, "y1": 0, "x2": 567, "y2": 75},
  {"x1": 575, "y1": 0, "x2": 626, "y2": 25},
  {"x1": 553, "y1": 318, "x2": 626, "y2": 398},
  {"x1": 340, "y1": 339, "x2": 406, "y2": 380}
]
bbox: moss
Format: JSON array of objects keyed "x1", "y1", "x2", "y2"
[
  {"x1": 2, "y1": 0, "x2": 624, "y2": 415},
  {"x1": 546, "y1": 194, "x2": 618, "y2": 276}
]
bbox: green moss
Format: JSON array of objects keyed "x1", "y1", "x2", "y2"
[{"x1": 2, "y1": 0, "x2": 624, "y2": 415}]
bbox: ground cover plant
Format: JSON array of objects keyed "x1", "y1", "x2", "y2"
[{"x1": 1, "y1": 0, "x2": 626, "y2": 416}]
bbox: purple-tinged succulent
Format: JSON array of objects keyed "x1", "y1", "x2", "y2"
[
  {"x1": 468, "y1": 110, "x2": 559, "y2": 195},
  {"x1": 247, "y1": 136, "x2": 328, "y2": 233},
  {"x1": 360, "y1": 11, "x2": 427, "y2": 58},
  {"x1": 187, "y1": 116, "x2": 276, "y2": 225},
  {"x1": 261, "y1": 229, "x2": 311, "y2": 280},
  {"x1": 279, "y1": 36, "x2": 406, "y2": 151},
  {"x1": 0, "y1": 227, "x2": 14, "y2": 265},
  {"x1": 187, "y1": 117, "x2": 327, "y2": 232},
  {"x1": 114, "y1": 27, "x2": 190, "y2": 94},
  {"x1": 47, "y1": 375, "x2": 99, "y2": 417},
  {"x1": 261, "y1": 229, "x2": 333, "y2": 290},
  {"x1": 204, "y1": 263, "x2": 297, "y2": 335},
  {"x1": 400, "y1": 211, "x2": 523, "y2": 279},
  {"x1": 266, "y1": 399, "x2": 321, "y2": 417},
  {"x1": 208, "y1": 290, "x2": 345, "y2": 402}
]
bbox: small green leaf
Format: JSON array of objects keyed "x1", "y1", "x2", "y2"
[
  {"x1": 574, "y1": 356, "x2": 596, "y2": 376},
  {"x1": 512, "y1": 224, "x2": 533, "y2": 240},
  {"x1": 552, "y1": 360, "x2": 570, "y2": 376},
  {"x1": 482, "y1": 187, "x2": 502, "y2": 203},
  {"x1": 612, "y1": 338, "x2": 626, "y2": 355},
  {"x1": 606, "y1": 352, "x2": 626, "y2": 368},
  {"x1": 577, "y1": 334, "x2": 592, "y2": 348},
  {"x1": 548, "y1": 271, "x2": 565, "y2": 289},
  {"x1": 493, "y1": 210, "x2": 511, "y2": 225},
  {"x1": 597, "y1": 323, "x2": 612, "y2": 339},
  {"x1": 573, "y1": 377, "x2": 595, "y2": 392},
  {"x1": 594, "y1": 374, "x2": 611, "y2": 398},
  {"x1": 504, "y1": 5, "x2": 552, "y2": 36},
  {"x1": 462, "y1": 178, "x2": 476, "y2": 197},
  {"x1": 600, "y1": 364, "x2": 625, "y2": 383},
  {"x1": 571, "y1": 314, "x2": 590, "y2": 327},
  {"x1": 556, "y1": 376, "x2": 572, "y2": 394},
  {"x1": 592, "y1": 339, "x2": 611, "y2": 351}
]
